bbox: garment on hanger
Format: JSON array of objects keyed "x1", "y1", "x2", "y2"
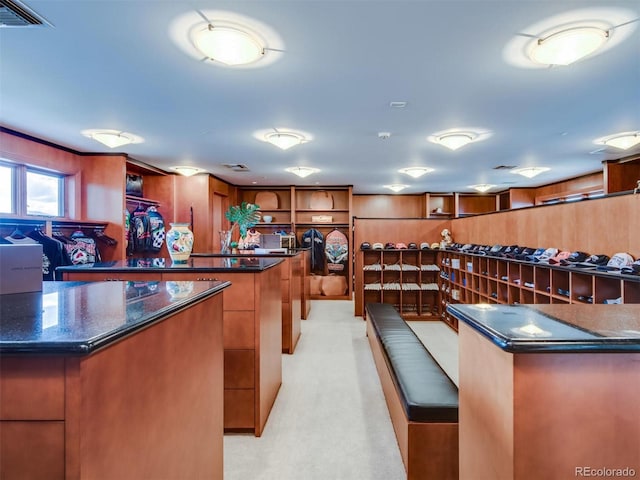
[
  {"x1": 301, "y1": 228, "x2": 325, "y2": 273},
  {"x1": 28, "y1": 228, "x2": 72, "y2": 281},
  {"x1": 4, "y1": 228, "x2": 35, "y2": 244},
  {"x1": 64, "y1": 230, "x2": 101, "y2": 265}
]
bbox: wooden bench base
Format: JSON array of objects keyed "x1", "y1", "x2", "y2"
[{"x1": 366, "y1": 316, "x2": 459, "y2": 480}]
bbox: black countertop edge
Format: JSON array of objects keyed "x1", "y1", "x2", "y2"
[
  {"x1": 447, "y1": 305, "x2": 640, "y2": 353},
  {"x1": 190, "y1": 250, "x2": 305, "y2": 257},
  {"x1": 0, "y1": 281, "x2": 231, "y2": 356}
]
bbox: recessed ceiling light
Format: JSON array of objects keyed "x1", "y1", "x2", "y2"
[
  {"x1": 389, "y1": 101, "x2": 407, "y2": 108},
  {"x1": 265, "y1": 131, "x2": 307, "y2": 150},
  {"x1": 285, "y1": 166, "x2": 320, "y2": 178},
  {"x1": 398, "y1": 167, "x2": 434, "y2": 178},
  {"x1": 511, "y1": 167, "x2": 550, "y2": 178},
  {"x1": 81, "y1": 129, "x2": 144, "y2": 149},
  {"x1": 428, "y1": 129, "x2": 491, "y2": 151},
  {"x1": 384, "y1": 184, "x2": 408, "y2": 193},
  {"x1": 469, "y1": 184, "x2": 495, "y2": 193},
  {"x1": 594, "y1": 131, "x2": 640, "y2": 150},
  {"x1": 503, "y1": 7, "x2": 638, "y2": 69},
  {"x1": 170, "y1": 166, "x2": 204, "y2": 177},
  {"x1": 169, "y1": 10, "x2": 283, "y2": 69}
]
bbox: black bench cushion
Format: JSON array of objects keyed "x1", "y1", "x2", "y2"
[{"x1": 366, "y1": 303, "x2": 458, "y2": 423}]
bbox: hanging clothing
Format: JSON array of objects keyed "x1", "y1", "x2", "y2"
[
  {"x1": 27, "y1": 229, "x2": 72, "y2": 281},
  {"x1": 65, "y1": 230, "x2": 101, "y2": 265},
  {"x1": 301, "y1": 228, "x2": 325, "y2": 273},
  {"x1": 146, "y1": 206, "x2": 165, "y2": 253}
]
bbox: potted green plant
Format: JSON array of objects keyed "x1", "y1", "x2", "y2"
[{"x1": 221, "y1": 202, "x2": 261, "y2": 253}]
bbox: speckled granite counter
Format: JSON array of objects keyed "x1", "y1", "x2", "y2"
[
  {"x1": 447, "y1": 303, "x2": 640, "y2": 479},
  {"x1": 447, "y1": 303, "x2": 640, "y2": 352},
  {"x1": 0, "y1": 280, "x2": 227, "y2": 479},
  {"x1": 0, "y1": 280, "x2": 229, "y2": 355}
]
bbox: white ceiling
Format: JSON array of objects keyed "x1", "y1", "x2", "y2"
[{"x1": 1, "y1": 0, "x2": 639, "y2": 194}]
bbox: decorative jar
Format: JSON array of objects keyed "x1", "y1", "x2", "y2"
[{"x1": 166, "y1": 223, "x2": 194, "y2": 263}]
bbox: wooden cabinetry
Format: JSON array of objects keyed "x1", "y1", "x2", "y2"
[
  {"x1": 238, "y1": 187, "x2": 294, "y2": 230},
  {"x1": 438, "y1": 251, "x2": 640, "y2": 331},
  {"x1": 358, "y1": 248, "x2": 441, "y2": 320},
  {"x1": 456, "y1": 193, "x2": 498, "y2": 217},
  {"x1": 426, "y1": 193, "x2": 455, "y2": 218}
]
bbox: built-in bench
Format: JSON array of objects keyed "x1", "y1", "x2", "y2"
[{"x1": 365, "y1": 303, "x2": 459, "y2": 480}]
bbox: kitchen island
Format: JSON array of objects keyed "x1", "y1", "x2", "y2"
[
  {"x1": 58, "y1": 256, "x2": 284, "y2": 436},
  {"x1": 0, "y1": 280, "x2": 229, "y2": 480},
  {"x1": 448, "y1": 303, "x2": 640, "y2": 480}
]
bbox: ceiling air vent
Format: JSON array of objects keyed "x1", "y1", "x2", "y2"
[
  {"x1": 493, "y1": 165, "x2": 517, "y2": 170},
  {"x1": 0, "y1": 0, "x2": 49, "y2": 27},
  {"x1": 222, "y1": 164, "x2": 250, "y2": 172}
]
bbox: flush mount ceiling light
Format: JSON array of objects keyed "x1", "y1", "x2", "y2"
[
  {"x1": 170, "y1": 166, "x2": 204, "y2": 177},
  {"x1": 81, "y1": 129, "x2": 144, "y2": 149},
  {"x1": 398, "y1": 167, "x2": 434, "y2": 178},
  {"x1": 285, "y1": 166, "x2": 320, "y2": 178},
  {"x1": 265, "y1": 131, "x2": 307, "y2": 150},
  {"x1": 428, "y1": 129, "x2": 491, "y2": 151},
  {"x1": 384, "y1": 184, "x2": 409, "y2": 193},
  {"x1": 469, "y1": 184, "x2": 496, "y2": 193},
  {"x1": 503, "y1": 8, "x2": 638, "y2": 69},
  {"x1": 193, "y1": 23, "x2": 264, "y2": 66},
  {"x1": 169, "y1": 10, "x2": 284, "y2": 69},
  {"x1": 511, "y1": 167, "x2": 550, "y2": 178},
  {"x1": 594, "y1": 131, "x2": 640, "y2": 150}
]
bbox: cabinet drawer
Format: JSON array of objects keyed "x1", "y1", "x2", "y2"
[
  {"x1": 0, "y1": 357, "x2": 64, "y2": 420},
  {"x1": 224, "y1": 350, "x2": 255, "y2": 389},
  {"x1": 223, "y1": 311, "x2": 255, "y2": 349},
  {"x1": 224, "y1": 390, "x2": 254, "y2": 429}
]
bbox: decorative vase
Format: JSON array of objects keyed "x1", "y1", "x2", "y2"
[
  {"x1": 220, "y1": 229, "x2": 232, "y2": 254},
  {"x1": 166, "y1": 223, "x2": 194, "y2": 263}
]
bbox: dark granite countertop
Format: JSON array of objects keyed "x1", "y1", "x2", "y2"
[
  {"x1": 0, "y1": 280, "x2": 230, "y2": 355},
  {"x1": 56, "y1": 256, "x2": 284, "y2": 273},
  {"x1": 447, "y1": 303, "x2": 640, "y2": 353}
]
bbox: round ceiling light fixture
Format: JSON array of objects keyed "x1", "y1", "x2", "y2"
[
  {"x1": 398, "y1": 167, "x2": 434, "y2": 178},
  {"x1": 428, "y1": 128, "x2": 491, "y2": 151},
  {"x1": 530, "y1": 26, "x2": 609, "y2": 66},
  {"x1": 594, "y1": 131, "x2": 640, "y2": 150},
  {"x1": 503, "y1": 7, "x2": 637, "y2": 69},
  {"x1": 285, "y1": 166, "x2": 320, "y2": 178},
  {"x1": 170, "y1": 166, "x2": 205, "y2": 177},
  {"x1": 81, "y1": 129, "x2": 144, "y2": 149},
  {"x1": 265, "y1": 131, "x2": 307, "y2": 150},
  {"x1": 384, "y1": 184, "x2": 409, "y2": 193},
  {"x1": 193, "y1": 23, "x2": 265, "y2": 66},
  {"x1": 469, "y1": 184, "x2": 496, "y2": 193},
  {"x1": 511, "y1": 166, "x2": 550, "y2": 178},
  {"x1": 169, "y1": 10, "x2": 284, "y2": 69}
]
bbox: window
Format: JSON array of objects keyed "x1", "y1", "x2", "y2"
[
  {"x1": 26, "y1": 169, "x2": 63, "y2": 216},
  {"x1": 0, "y1": 164, "x2": 13, "y2": 213},
  {"x1": 0, "y1": 161, "x2": 66, "y2": 217}
]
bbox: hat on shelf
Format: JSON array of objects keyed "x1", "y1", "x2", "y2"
[
  {"x1": 572, "y1": 254, "x2": 610, "y2": 268},
  {"x1": 385, "y1": 242, "x2": 396, "y2": 249},
  {"x1": 395, "y1": 242, "x2": 408, "y2": 249},
  {"x1": 548, "y1": 251, "x2": 572, "y2": 264},
  {"x1": 524, "y1": 248, "x2": 545, "y2": 261},
  {"x1": 514, "y1": 247, "x2": 535, "y2": 260},
  {"x1": 559, "y1": 251, "x2": 589, "y2": 265},
  {"x1": 621, "y1": 259, "x2": 640, "y2": 275},
  {"x1": 360, "y1": 242, "x2": 371, "y2": 250},
  {"x1": 420, "y1": 242, "x2": 430, "y2": 250},
  {"x1": 372, "y1": 242, "x2": 384, "y2": 250},
  {"x1": 535, "y1": 248, "x2": 559, "y2": 263},
  {"x1": 430, "y1": 242, "x2": 440, "y2": 249},
  {"x1": 408, "y1": 242, "x2": 418, "y2": 249},
  {"x1": 597, "y1": 253, "x2": 635, "y2": 271}
]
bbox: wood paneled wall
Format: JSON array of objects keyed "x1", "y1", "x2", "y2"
[
  {"x1": 452, "y1": 193, "x2": 640, "y2": 257},
  {"x1": 533, "y1": 171, "x2": 603, "y2": 204},
  {"x1": 354, "y1": 195, "x2": 424, "y2": 218},
  {"x1": 354, "y1": 218, "x2": 451, "y2": 248}
]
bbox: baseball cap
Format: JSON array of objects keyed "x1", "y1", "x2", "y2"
[
  {"x1": 560, "y1": 251, "x2": 589, "y2": 265},
  {"x1": 408, "y1": 242, "x2": 418, "y2": 249},
  {"x1": 525, "y1": 248, "x2": 546, "y2": 261},
  {"x1": 597, "y1": 253, "x2": 635, "y2": 271},
  {"x1": 385, "y1": 242, "x2": 396, "y2": 249},
  {"x1": 420, "y1": 242, "x2": 430, "y2": 250},
  {"x1": 621, "y1": 259, "x2": 640, "y2": 275},
  {"x1": 536, "y1": 248, "x2": 559, "y2": 263},
  {"x1": 395, "y1": 242, "x2": 408, "y2": 249},
  {"x1": 514, "y1": 247, "x2": 535, "y2": 260},
  {"x1": 430, "y1": 242, "x2": 440, "y2": 249},
  {"x1": 548, "y1": 251, "x2": 572, "y2": 264},
  {"x1": 573, "y1": 254, "x2": 610, "y2": 268},
  {"x1": 488, "y1": 245, "x2": 502, "y2": 256},
  {"x1": 360, "y1": 242, "x2": 371, "y2": 250},
  {"x1": 372, "y1": 242, "x2": 384, "y2": 250}
]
